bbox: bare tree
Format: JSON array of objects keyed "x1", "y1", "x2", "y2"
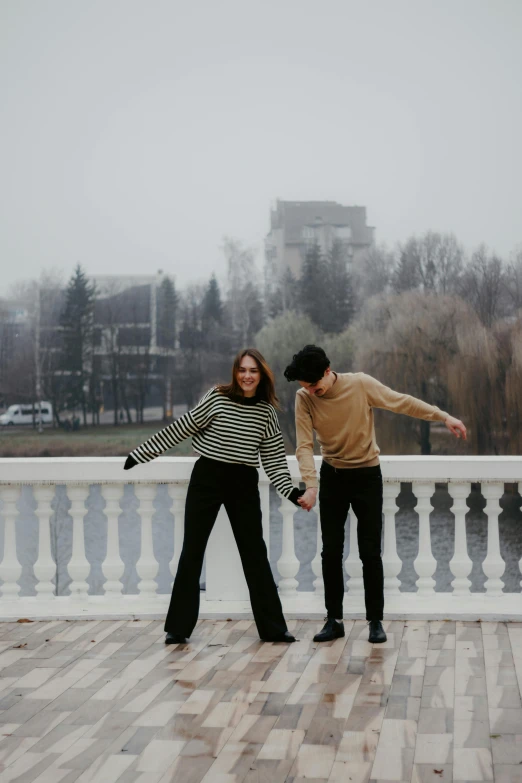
[
  {"x1": 505, "y1": 246, "x2": 522, "y2": 316},
  {"x1": 447, "y1": 317, "x2": 502, "y2": 454},
  {"x1": 352, "y1": 243, "x2": 395, "y2": 307},
  {"x1": 255, "y1": 311, "x2": 323, "y2": 448},
  {"x1": 223, "y1": 236, "x2": 264, "y2": 344},
  {"x1": 393, "y1": 232, "x2": 463, "y2": 295},
  {"x1": 459, "y1": 245, "x2": 507, "y2": 328},
  {"x1": 353, "y1": 291, "x2": 471, "y2": 454}
]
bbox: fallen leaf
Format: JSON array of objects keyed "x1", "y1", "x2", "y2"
[
  {"x1": 16, "y1": 618, "x2": 34, "y2": 623},
  {"x1": 13, "y1": 643, "x2": 27, "y2": 649}
]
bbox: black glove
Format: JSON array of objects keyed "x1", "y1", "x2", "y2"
[
  {"x1": 124, "y1": 455, "x2": 138, "y2": 470},
  {"x1": 288, "y1": 488, "x2": 306, "y2": 507}
]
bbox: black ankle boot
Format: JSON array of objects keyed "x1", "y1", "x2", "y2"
[
  {"x1": 313, "y1": 618, "x2": 345, "y2": 643},
  {"x1": 165, "y1": 632, "x2": 188, "y2": 645},
  {"x1": 368, "y1": 620, "x2": 387, "y2": 644},
  {"x1": 261, "y1": 631, "x2": 296, "y2": 643}
]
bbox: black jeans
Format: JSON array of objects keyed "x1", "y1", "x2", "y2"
[
  {"x1": 319, "y1": 461, "x2": 384, "y2": 621},
  {"x1": 164, "y1": 456, "x2": 288, "y2": 640}
]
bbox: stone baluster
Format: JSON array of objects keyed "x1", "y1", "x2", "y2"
[
  {"x1": 382, "y1": 482, "x2": 402, "y2": 595},
  {"x1": 168, "y1": 483, "x2": 187, "y2": 586},
  {"x1": 101, "y1": 484, "x2": 125, "y2": 596},
  {"x1": 277, "y1": 496, "x2": 300, "y2": 597},
  {"x1": 135, "y1": 484, "x2": 159, "y2": 598},
  {"x1": 67, "y1": 485, "x2": 91, "y2": 600},
  {"x1": 33, "y1": 485, "x2": 56, "y2": 600},
  {"x1": 0, "y1": 486, "x2": 22, "y2": 600},
  {"x1": 412, "y1": 482, "x2": 437, "y2": 595},
  {"x1": 448, "y1": 482, "x2": 472, "y2": 596},
  {"x1": 482, "y1": 483, "x2": 506, "y2": 596},
  {"x1": 311, "y1": 510, "x2": 324, "y2": 595},
  {"x1": 345, "y1": 512, "x2": 364, "y2": 595}
]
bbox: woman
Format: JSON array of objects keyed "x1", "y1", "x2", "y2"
[{"x1": 124, "y1": 348, "x2": 303, "y2": 644}]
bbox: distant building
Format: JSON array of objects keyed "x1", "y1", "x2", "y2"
[{"x1": 264, "y1": 199, "x2": 375, "y2": 285}]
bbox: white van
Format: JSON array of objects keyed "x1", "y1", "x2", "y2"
[{"x1": 0, "y1": 402, "x2": 53, "y2": 426}]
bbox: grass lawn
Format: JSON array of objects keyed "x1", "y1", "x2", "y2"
[
  {"x1": 0, "y1": 423, "x2": 195, "y2": 458},
  {"x1": 0, "y1": 421, "x2": 473, "y2": 459}
]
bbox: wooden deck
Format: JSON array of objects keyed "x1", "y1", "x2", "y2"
[{"x1": 0, "y1": 618, "x2": 521, "y2": 783}]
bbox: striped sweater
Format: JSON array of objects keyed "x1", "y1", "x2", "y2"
[{"x1": 128, "y1": 387, "x2": 299, "y2": 501}]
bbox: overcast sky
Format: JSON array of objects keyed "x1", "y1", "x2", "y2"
[{"x1": 1, "y1": 0, "x2": 521, "y2": 296}]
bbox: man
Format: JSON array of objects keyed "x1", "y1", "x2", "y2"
[{"x1": 284, "y1": 345, "x2": 467, "y2": 644}]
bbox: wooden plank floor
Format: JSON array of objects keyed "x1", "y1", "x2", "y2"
[{"x1": 0, "y1": 618, "x2": 520, "y2": 783}]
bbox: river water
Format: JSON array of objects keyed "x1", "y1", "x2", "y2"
[{"x1": 8, "y1": 481, "x2": 522, "y2": 597}]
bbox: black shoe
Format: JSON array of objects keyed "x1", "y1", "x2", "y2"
[
  {"x1": 368, "y1": 620, "x2": 387, "y2": 644},
  {"x1": 313, "y1": 618, "x2": 345, "y2": 643},
  {"x1": 261, "y1": 631, "x2": 296, "y2": 643},
  {"x1": 165, "y1": 632, "x2": 188, "y2": 645}
]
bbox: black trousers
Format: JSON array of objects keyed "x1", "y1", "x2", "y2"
[
  {"x1": 319, "y1": 461, "x2": 384, "y2": 621},
  {"x1": 164, "y1": 456, "x2": 288, "y2": 640}
]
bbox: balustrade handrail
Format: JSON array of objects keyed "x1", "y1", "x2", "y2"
[{"x1": 0, "y1": 455, "x2": 521, "y2": 484}]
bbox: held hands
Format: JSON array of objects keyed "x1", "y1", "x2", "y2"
[
  {"x1": 444, "y1": 416, "x2": 467, "y2": 440},
  {"x1": 297, "y1": 487, "x2": 318, "y2": 512}
]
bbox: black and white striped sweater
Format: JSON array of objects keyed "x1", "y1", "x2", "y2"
[{"x1": 127, "y1": 387, "x2": 301, "y2": 502}]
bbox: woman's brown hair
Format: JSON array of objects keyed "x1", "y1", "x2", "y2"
[{"x1": 217, "y1": 348, "x2": 280, "y2": 409}]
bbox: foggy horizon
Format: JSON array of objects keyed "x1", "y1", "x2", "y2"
[{"x1": 2, "y1": 0, "x2": 521, "y2": 297}]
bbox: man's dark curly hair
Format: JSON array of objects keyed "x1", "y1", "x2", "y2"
[{"x1": 284, "y1": 345, "x2": 330, "y2": 384}]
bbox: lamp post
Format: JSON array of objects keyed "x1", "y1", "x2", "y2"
[{"x1": 35, "y1": 284, "x2": 43, "y2": 434}]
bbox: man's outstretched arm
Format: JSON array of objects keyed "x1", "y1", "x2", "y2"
[{"x1": 362, "y1": 374, "x2": 467, "y2": 440}]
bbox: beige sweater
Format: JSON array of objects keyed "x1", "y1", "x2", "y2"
[{"x1": 295, "y1": 372, "x2": 448, "y2": 488}]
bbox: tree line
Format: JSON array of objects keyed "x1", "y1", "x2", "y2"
[
  {"x1": 259, "y1": 233, "x2": 522, "y2": 455},
  {"x1": 0, "y1": 232, "x2": 521, "y2": 454}
]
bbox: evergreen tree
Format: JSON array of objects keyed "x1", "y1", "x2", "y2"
[
  {"x1": 157, "y1": 276, "x2": 178, "y2": 349},
  {"x1": 300, "y1": 243, "x2": 328, "y2": 329},
  {"x1": 178, "y1": 292, "x2": 204, "y2": 407},
  {"x1": 60, "y1": 265, "x2": 96, "y2": 425},
  {"x1": 202, "y1": 274, "x2": 223, "y2": 330},
  {"x1": 324, "y1": 240, "x2": 354, "y2": 333}
]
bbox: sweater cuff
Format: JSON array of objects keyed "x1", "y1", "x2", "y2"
[{"x1": 288, "y1": 488, "x2": 305, "y2": 507}]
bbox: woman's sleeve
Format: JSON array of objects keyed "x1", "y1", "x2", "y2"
[
  {"x1": 127, "y1": 388, "x2": 216, "y2": 466},
  {"x1": 259, "y1": 408, "x2": 303, "y2": 505}
]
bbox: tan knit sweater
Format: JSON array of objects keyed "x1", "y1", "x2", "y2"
[{"x1": 295, "y1": 372, "x2": 448, "y2": 488}]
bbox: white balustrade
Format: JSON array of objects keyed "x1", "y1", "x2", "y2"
[
  {"x1": 0, "y1": 456, "x2": 520, "y2": 620},
  {"x1": 412, "y1": 482, "x2": 437, "y2": 595},
  {"x1": 311, "y1": 510, "x2": 324, "y2": 595},
  {"x1": 0, "y1": 486, "x2": 22, "y2": 600},
  {"x1": 134, "y1": 484, "x2": 159, "y2": 598},
  {"x1": 67, "y1": 486, "x2": 91, "y2": 600},
  {"x1": 482, "y1": 483, "x2": 506, "y2": 596},
  {"x1": 277, "y1": 497, "x2": 300, "y2": 597},
  {"x1": 382, "y1": 482, "x2": 402, "y2": 595},
  {"x1": 168, "y1": 483, "x2": 186, "y2": 586},
  {"x1": 448, "y1": 482, "x2": 472, "y2": 596},
  {"x1": 345, "y1": 512, "x2": 364, "y2": 595},
  {"x1": 33, "y1": 485, "x2": 56, "y2": 599},
  {"x1": 101, "y1": 484, "x2": 125, "y2": 596}
]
